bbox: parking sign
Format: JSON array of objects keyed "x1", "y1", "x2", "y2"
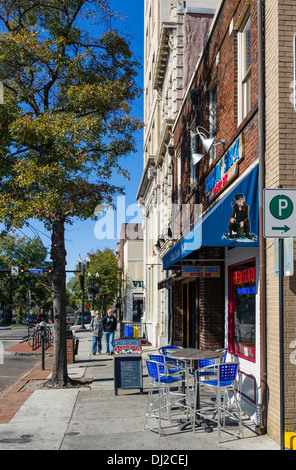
[{"x1": 264, "y1": 189, "x2": 296, "y2": 238}]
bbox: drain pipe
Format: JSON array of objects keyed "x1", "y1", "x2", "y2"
[{"x1": 258, "y1": 0, "x2": 267, "y2": 432}]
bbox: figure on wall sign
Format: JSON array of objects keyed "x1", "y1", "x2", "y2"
[{"x1": 223, "y1": 193, "x2": 256, "y2": 241}]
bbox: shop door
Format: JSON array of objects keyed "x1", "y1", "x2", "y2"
[{"x1": 182, "y1": 280, "x2": 197, "y2": 348}]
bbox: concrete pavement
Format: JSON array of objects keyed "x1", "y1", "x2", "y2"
[{"x1": 0, "y1": 330, "x2": 280, "y2": 452}]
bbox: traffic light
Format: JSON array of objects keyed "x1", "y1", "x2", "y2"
[
  {"x1": 48, "y1": 266, "x2": 52, "y2": 274},
  {"x1": 100, "y1": 293, "x2": 106, "y2": 300},
  {"x1": 88, "y1": 287, "x2": 93, "y2": 301},
  {"x1": 20, "y1": 266, "x2": 25, "y2": 274},
  {"x1": 86, "y1": 303, "x2": 90, "y2": 309}
]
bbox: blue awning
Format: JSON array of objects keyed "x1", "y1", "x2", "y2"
[{"x1": 163, "y1": 165, "x2": 259, "y2": 270}]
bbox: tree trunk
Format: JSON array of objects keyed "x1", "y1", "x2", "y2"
[{"x1": 49, "y1": 215, "x2": 69, "y2": 386}]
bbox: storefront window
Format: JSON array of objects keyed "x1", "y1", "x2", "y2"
[{"x1": 229, "y1": 259, "x2": 256, "y2": 361}]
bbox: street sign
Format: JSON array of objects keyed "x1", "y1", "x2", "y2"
[
  {"x1": 11, "y1": 266, "x2": 18, "y2": 276},
  {"x1": 274, "y1": 238, "x2": 294, "y2": 276},
  {"x1": 264, "y1": 189, "x2": 296, "y2": 238},
  {"x1": 28, "y1": 269, "x2": 43, "y2": 274}
]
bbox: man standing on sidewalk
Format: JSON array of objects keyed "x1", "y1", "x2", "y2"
[{"x1": 102, "y1": 309, "x2": 117, "y2": 355}]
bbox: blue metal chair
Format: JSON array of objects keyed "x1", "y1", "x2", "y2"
[
  {"x1": 144, "y1": 359, "x2": 192, "y2": 435},
  {"x1": 194, "y1": 362, "x2": 244, "y2": 442},
  {"x1": 158, "y1": 345, "x2": 182, "y2": 355},
  {"x1": 158, "y1": 345, "x2": 184, "y2": 366},
  {"x1": 148, "y1": 354, "x2": 184, "y2": 376},
  {"x1": 197, "y1": 349, "x2": 228, "y2": 379}
]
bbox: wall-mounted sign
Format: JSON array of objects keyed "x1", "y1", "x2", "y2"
[
  {"x1": 181, "y1": 266, "x2": 220, "y2": 278},
  {"x1": 132, "y1": 281, "x2": 144, "y2": 288},
  {"x1": 206, "y1": 135, "x2": 244, "y2": 202},
  {"x1": 163, "y1": 165, "x2": 259, "y2": 270}
]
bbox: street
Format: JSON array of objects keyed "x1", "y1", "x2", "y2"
[{"x1": 0, "y1": 327, "x2": 41, "y2": 394}]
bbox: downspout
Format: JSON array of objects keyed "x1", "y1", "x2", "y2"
[{"x1": 258, "y1": 0, "x2": 267, "y2": 431}]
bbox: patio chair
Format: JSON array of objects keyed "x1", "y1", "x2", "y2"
[
  {"x1": 158, "y1": 345, "x2": 182, "y2": 355},
  {"x1": 196, "y1": 348, "x2": 228, "y2": 380},
  {"x1": 144, "y1": 359, "x2": 192, "y2": 436},
  {"x1": 194, "y1": 362, "x2": 244, "y2": 442},
  {"x1": 148, "y1": 354, "x2": 185, "y2": 376}
]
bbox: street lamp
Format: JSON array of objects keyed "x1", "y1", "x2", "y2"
[{"x1": 77, "y1": 254, "x2": 90, "y2": 329}]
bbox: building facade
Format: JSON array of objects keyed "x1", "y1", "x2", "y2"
[
  {"x1": 116, "y1": 224, "x2": 144, "y2": 322},
  {"x1": 159, "y1": 0, "x2": 296, "y2": 446},
  {"x1": 137, "y1": 0, "x2": 219, "y2": 348}
]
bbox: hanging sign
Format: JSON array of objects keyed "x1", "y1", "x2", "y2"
[
  {"x1": 205, "y1": 135, "x2": 244, "y2": 202},
  {"x1": 181, "y1": 266, "x2": 220, "y2": 278}
]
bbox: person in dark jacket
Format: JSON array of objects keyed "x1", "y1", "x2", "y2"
[
  {"x1": 102, "y1": 309, "x2": 117, "y2": 355},
  {"x1": 89, "y1": 311, "x2": 103, "y2": 355}
]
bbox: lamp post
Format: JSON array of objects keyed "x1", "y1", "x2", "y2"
[
  {"x1": 77, "y1": 254, "x2": 90, "y2": 330},
  {"x1": 88, "y1": 272, "x2": 99, "y2": 311}
]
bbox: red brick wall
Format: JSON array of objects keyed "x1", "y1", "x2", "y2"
[{"x1": 172, "y1": 0, "x2": 259, "y2": 351}]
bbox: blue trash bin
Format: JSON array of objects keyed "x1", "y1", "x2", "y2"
[{"x1": 124, "y1": 326, "x2": 133, "y2": 337}]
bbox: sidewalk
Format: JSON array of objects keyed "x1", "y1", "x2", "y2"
[{"x1": 0, "y1": 331, "x2": 280, "y2": 451}]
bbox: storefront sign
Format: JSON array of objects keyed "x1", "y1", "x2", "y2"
[
  {"x1": 182, "y1": 266, "x2": 220, "y2": 278},
  {"x1": 233, "y1": 266, "x2": 256, "y2": 285},
  {"x1": 114, "y1": 338, "x2": 142, "y2": 355},
  {"x1": 206, "y1": 135, "x2": 244, "y2": 202},
  {"x1": 163, "y1": 165, "x2": 259, "y2": 270},
  {"x1": 132, "y1": 281, "x2": 144, "y2": 288}
]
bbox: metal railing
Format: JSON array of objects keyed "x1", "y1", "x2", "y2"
[{"x1": 120, "y1": 321, "x2": 146, "y2": 338}]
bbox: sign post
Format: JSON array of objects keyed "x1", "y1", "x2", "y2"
[{"x1": 264, "y1": 188, "x2": 296, "y2": 450}]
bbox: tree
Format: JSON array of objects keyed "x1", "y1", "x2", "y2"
[
  {"x1": 0, "y1": 233, "x2": 51, "y2": 316},
  {"x1": 0, "y1": 0, "x2": 142, "y2": 386},
  {"x1": 67, "y1": 248, "x2": 120, "y2": 312}
]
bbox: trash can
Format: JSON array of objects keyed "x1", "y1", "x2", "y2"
[
  {"x1": 133, "y1": 327, "x2": 139, "y2": 338},
  {"x1": 124, "y1": 325, "x2": 133, "y2": 337}
]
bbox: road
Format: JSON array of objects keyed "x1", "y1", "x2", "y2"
[{"x1": 0, "y1": 327, "x2": 41, "y2": 395}]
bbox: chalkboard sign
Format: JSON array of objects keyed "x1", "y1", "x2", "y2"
[{"x1": 114, "y1": 355, "x2": 143, "y2": 396}]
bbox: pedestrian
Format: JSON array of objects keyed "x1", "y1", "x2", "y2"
[
  {"x1": 89, "y1": 311, "x2": 103, "y2": 355},
  {"x1": 102, "y1": 309, "x2": 117, "y2": 355}
]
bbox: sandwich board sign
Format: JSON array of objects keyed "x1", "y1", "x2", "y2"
[{"x1": 264, "y1": 189, "x2": 296, "y2": 238}]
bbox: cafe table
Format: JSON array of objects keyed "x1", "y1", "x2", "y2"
[{"x1": 167, "y1": 348, "x2": 224, "y2": 432}]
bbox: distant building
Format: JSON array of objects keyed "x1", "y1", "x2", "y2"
[{"x1": 116, "y1": 224, "x2": 144, "y2": 322}]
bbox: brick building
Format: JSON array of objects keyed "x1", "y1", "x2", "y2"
[
  {"x1": 137, "y1": 0, "x2": 219, "y2": 348},
  {"x1": 161, "y1": 0, "x2": 296, "y2": 446}
]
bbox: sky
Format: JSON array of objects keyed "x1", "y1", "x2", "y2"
[{"x1": 5, "y1": 1, "x2": 145, "y2": 281}]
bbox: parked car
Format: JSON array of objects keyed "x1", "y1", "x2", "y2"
[
  {"x1": 28, "y1": 314, "x2": 37, "y2": 326},
  {"x1": 36, "y1": 313, "x2": 49, "y2": 324},
  {"x1": 77, "y1": 313, "x2": 91, "y2": 325},
  {"x1": 67, "y1": 315, "x2": 76, "y2": 326}
]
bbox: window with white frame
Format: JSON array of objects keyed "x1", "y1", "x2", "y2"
[{"x1": 237, "y1": 12, "x2": 251, "y2": 124}]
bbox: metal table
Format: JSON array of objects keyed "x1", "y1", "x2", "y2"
[{"x1": 167, "y1": 348, "x2": 224, "y2": 432}]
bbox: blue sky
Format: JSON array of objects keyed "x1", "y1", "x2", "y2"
[{"x1": 5, "y1": 1, "x2": 145, "y2": 279}]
